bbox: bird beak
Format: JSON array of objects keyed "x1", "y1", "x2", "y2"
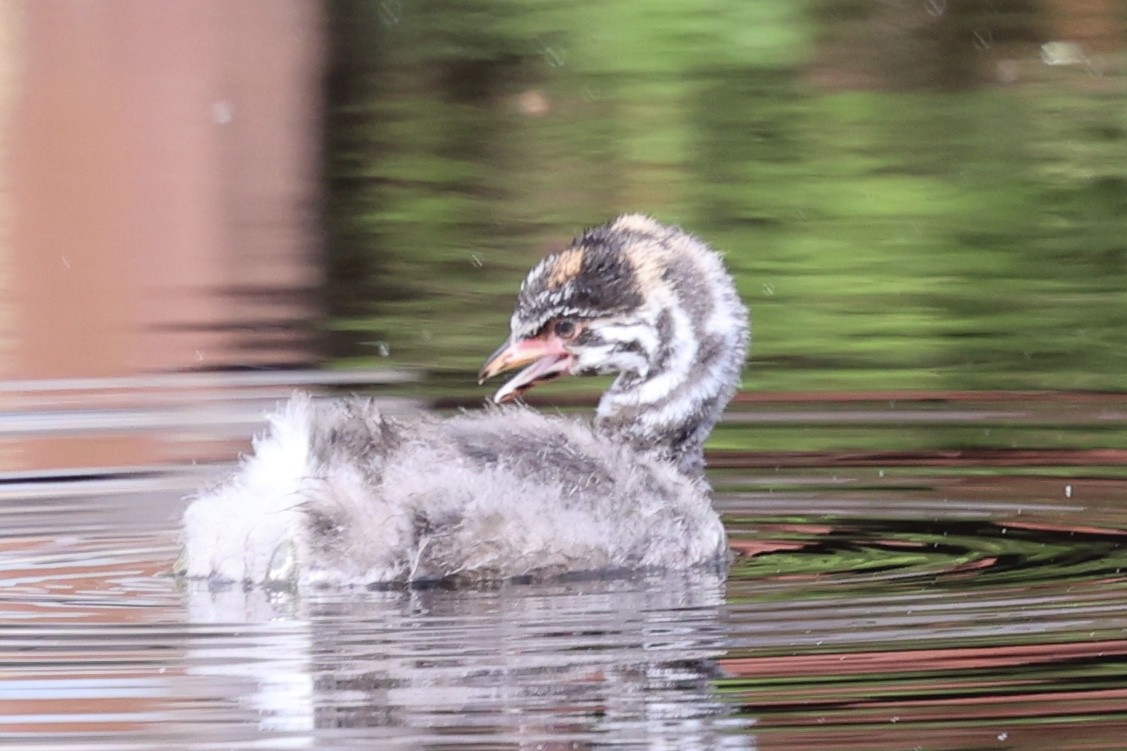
[{"x1": 478, "y1": 334, "x2": 573, "y2": 404}]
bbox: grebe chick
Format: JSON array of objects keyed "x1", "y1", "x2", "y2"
[{"x1": 179, "y1": 215, "x2": 749, "y2": 586}]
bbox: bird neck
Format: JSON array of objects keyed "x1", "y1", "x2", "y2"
[{"x1": 594, "y1": 302, "x2": 747, "y2": 479}]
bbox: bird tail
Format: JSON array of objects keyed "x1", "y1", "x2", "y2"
[
  {"x1": 180, "y1": 394, "x2": 326, "y2": 583},
  {"x1": 181, "y1": 393, "x2": 411, "y2": 584}
]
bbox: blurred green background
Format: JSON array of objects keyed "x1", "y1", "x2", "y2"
[{"x1": 321, "y1": 0, "x2": 1126, "y2": 396}]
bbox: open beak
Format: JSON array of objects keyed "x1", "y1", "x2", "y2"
[{"x1": 478, "y1": 333, "x2": 573, "y2": 404}]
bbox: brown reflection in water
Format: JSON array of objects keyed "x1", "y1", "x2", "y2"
[
  {"x1": 724, "y1": 639, "x2": 1127, "y2": 677},
  {"x1": 0, "y1": 1, "x2": 324, "y2": 470},
  {"x1": 712, "y1": 447, "x2": 1127, "y2": 470},
  {"x1": 722, "y1": 640, "x2": 1127, "y2": 750}
]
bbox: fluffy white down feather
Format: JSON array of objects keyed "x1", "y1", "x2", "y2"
[{"x1": 181, "y1": 397, "x2": 316, "y2": 582}]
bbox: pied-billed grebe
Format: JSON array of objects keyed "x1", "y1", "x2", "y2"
[{"x1": 179, "y1": 215, "x2": 749, "y2": 586}]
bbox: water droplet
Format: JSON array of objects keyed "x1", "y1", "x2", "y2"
[
  {"x1": 1041, "y1": 41, "x2": 1085, "y2": 67},
  {"x1": 541, "y1": 42, "x2": 566, "y2": 67},
  {"x1": 996, "y1": 59, "x2": 1019, "y2": 84},
  {"x1": 378, "y1": 0, "x2": 402, "y2": 25},
  {"x1": 517, "y1": 90, "x2": 551, "y2": 117},
  {"x1": 212, "y1": 100, "x2": 234, "y2": 125}
]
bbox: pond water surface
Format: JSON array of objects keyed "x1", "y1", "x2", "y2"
[{"x1": 1, "y1": 383, "x2": 1124, "y2": 750}]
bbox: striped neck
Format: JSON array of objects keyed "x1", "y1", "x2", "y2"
[{"x1": 595, "y1": 294, "x2": 747, "y2": 478}]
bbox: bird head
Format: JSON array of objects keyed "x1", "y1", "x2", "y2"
[{"x1": 479, "y1": 214, "x2": 747, "y2": 408}]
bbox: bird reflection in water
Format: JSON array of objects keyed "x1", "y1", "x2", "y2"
[{"x1": 182, "y1": 571, "x2": 755, "y2": 749}]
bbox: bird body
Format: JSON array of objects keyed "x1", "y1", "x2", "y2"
[
  {"x1": 181, "y1": 396, "x2": 726, "y2": 585},
  {"x1": 180, "y1": 215, "x2": 748, "y2": 587}
]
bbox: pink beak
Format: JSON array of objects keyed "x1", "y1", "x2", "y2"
[{"x1": 477, "y1": 333, "x2": 574, "y2": 403}]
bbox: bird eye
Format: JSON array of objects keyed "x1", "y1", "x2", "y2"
[{"x1": 553, "y1": 319, "x2": 578, "y2": 340}]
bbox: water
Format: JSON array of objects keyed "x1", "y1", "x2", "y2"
[
  {"x1": 4, "y1": 1, "x2": 1127, "y2": 748},
  {"x1": 1, "y1": 386, "x2": 1125, "y2": 749}
]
